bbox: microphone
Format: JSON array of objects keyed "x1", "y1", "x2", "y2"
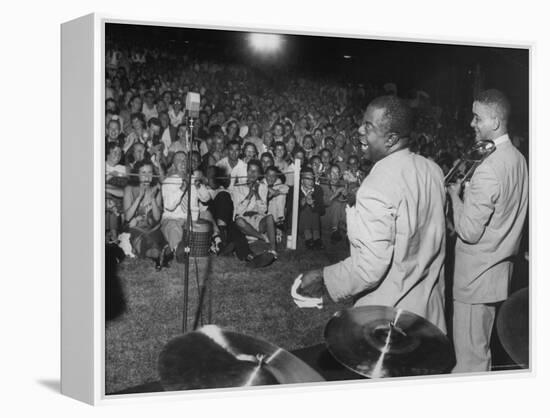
[{"x1": 185, "y1": 92, "x2": 201, "y2": 119}]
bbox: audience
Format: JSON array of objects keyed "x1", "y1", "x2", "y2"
[{"x1": 105, "y1": 41, "x2": 528, "y2": 266}]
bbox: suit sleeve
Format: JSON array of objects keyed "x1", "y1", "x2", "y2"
[
  {"x1": 323, "y1": 182, "x2": 396, "y2": 301},
  {"x1": 313, "y1": 186, "x2": 325, "y2": 215},
  {"x1": 452, "y1": 162, "x2": 500, "y2": 244}
]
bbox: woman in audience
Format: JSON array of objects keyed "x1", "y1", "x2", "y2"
[
  {"x1": 260, "y1": 152, "x2": 275, "y2": 174},
  {"x1": 123, "y1": 113, "x2": 148, "y2": 153},
  {"x1": 302, "y1": 134, "x2": 317, "y2": 160},
  {"x1": 244, "y1": 122, "x2": 264, "y2": 153},
  {"x1": 284, "y1": 134, "x2": 297, "y2": 157},
  {"x1": 242, "y1": 142, "x2": 259, "y2": 164},
  {"x1": 125, "y1": 142, "x2": 149, "y2": 173},
  {"x1": 123, "y1": 160, "x2": 169, "y2": 270},
  {"x1": 273, "y1": 141, "x2": 291, "y2": 176}
]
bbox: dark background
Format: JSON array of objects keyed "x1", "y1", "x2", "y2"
[{"x1": 107, "y1": 23, "x2": 529, "y2": 134}]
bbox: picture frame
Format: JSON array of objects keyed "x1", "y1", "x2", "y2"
[{"x1": 61, "y1": 13, "x2": 531, "y2": 405}]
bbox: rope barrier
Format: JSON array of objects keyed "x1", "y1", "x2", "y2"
[{"x1": 107, "y1": 170, "x2": 361, "y2": 188}]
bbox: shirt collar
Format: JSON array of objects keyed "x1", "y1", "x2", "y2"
[
  {"x1": 378, "y1": 147, "x2": 411, "y2": 165},
  {"x1": 493, "y1": 133, "x2": 510, "y2": 147}
]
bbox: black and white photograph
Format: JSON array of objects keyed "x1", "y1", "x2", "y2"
[
  {"x1": 102, "y1": 21, "x2": 530, "y2": 396},
  {"x1": 6, "y1": 0, "x2": 550, "y2": 415}
]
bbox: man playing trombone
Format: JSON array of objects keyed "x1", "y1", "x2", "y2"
[{"x1": 447, "y1": 89, "x2": 528, "y2": 373}]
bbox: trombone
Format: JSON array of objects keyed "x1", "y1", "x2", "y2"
[{"x1": 445, "y1": 140, "x2": 496, "y2": 189}]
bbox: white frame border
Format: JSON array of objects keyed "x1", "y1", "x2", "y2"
[{"x1": 61, "y1": 12, "x2": 534, "y2": 406}]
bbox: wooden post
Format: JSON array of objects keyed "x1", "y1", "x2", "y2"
[{"x1": 289, "y1": 159, "x2": 301, "y2": 250}]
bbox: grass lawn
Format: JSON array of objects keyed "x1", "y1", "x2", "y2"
[{"x1": 105, "y1": 237, "x2": 352, "y2": 394}]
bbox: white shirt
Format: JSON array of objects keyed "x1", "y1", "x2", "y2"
[
  {"x1": 142, "y1": 103, "x2": 158, "y2": 122},
  {"x1": 216, "y1": 158, "x2": 248, "y2": 188},
  {"x1": 168, "y1": 109, "x2": 185, "y2": 128},
  {"x1": 160, "y1": 128, "x2": 172, "y2": 156},
  {"x1": 161, "y1": 173, "x2": 210, "y2": 221},
  {"x1": 106, "y1": 162, "x2": 126, "y2": 176},
  {"x1": 231, "y1": 181, "x2": 268, "y2": 219}
]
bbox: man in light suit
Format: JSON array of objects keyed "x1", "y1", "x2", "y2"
[
  {"x1": 299, "y1": 96, "x2": 447, "y2": 333},
  {"x1": 448, "y1": 89, "x2": 528, "y2": 373}
]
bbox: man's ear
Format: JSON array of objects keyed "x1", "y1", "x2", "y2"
[
  {"x1": 493, "y1": 117, "x2": 501, "y2": 131},
  {"x1": 386, "y1": 132, "x2": 400, "y2": 148}
]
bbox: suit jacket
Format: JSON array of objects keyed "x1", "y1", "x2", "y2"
[
  {"x1": 299, "y1": 185, "x2": 325, "y2": 216},
  {"x1": 452, "y1": 135, "x2": 528, "y2": 303},
  {"x1": 323, "y1": 149, "x2": 447, "y2": 332}
]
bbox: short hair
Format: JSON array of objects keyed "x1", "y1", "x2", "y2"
[
  {"x1": 107, "y1": 118, "x2": 121, "y2": 130},
  {"x1": 243, "y1": 142, "x2": 258, "y2": 154},
  {"x1": 247, "y1": 159, "x2": 263, "y2": 174},
  {"x1": 209, "y1": 124, "x2": 223, "y2": 137},
  {"x1": 171, "y1": 150, "x2": 187, "y2": 166},
  {"x1": 227, "y1": 139, "x2": 240, "y2": 149},
  {"x1": 368, "y1": 95, "x2": 413, "y2": 138},
  {"x1": 129, "y1": 159, "x2": 158, "y2": 186},
  {"x1": 347, "y1": 155, "x2": 358, "y2": 164},
  {"x1": 260, "y1": 152, "x2": 274, "y2": 162},
  {"x1": 320, "y1": 148, "x2": 332, "y2": 157},
  {"x1": 292, "y1": 146, "x2": 305, "y2": 157},
  {"x1": 130, "y1": 112, "x2": 146, "y2": 125},
  {"x1": 301, "y1": 166, "x2": 315, "y2": 178},
  {"x1": 309, "y1": 155, "x2": 321, "y2": 164},
  {"x1": 265, "y1": 165, "x2": 281, "y2": 175},
  {"x1": 106, "y1": 141, "x2": 121, "y2": 158},
  {"x1": 474, "y1": 89, "x2": 511, "y2": 122},
  {"x1": 147, "y1": 117, "x2": 161, "y2": 127},
  {"x1": 273, "y1": 141, "x2": 287, "y2": 153}
]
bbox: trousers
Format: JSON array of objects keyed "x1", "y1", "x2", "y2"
[{"x1": 452, "y1": 300, "x2": 496, "y2": 373}]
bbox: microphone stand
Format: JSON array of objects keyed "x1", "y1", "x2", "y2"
[{"x1": 182, "y1": 115, "x2": 195, "y2": 333}]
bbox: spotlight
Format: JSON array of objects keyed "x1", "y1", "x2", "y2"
[
  {"x1": 249, "y1": 33, "x2": 283, "y2": 54},
  {"x1": 343, "y1": 55, "x2": 352, "y2": 59}
]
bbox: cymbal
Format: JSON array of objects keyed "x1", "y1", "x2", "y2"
[
  {"x1": 324, "y1": 306, "x2": 453, "y2": 378},
  {"x1": 496, "y1": 288, "x2": 529, "y2": 368},
  {"x1": 158, "y1": 325, "x2": 325, "y2": 391}
]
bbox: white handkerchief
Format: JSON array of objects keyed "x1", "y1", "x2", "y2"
[{"x1": 291, "y1": 274, "x2": 323, "y2": 309}]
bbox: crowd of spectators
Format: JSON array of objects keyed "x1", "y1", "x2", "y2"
[{"x1": 104, "y1": 43, "x2": 528, "y2": 270}]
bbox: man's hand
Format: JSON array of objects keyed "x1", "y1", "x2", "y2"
[
  {"x1": 299, "y1": 269, "x2": 325, "y2": 298},
  {"x1": 446, "y1": 182, "x2": 461, "y2": 199},
  {"x1": 180, "y1": 178, "x2": 188, "y2": 192},
  {"x1": 144, "y1": 184, "x2": 158, "y2": 201},
  {"x1": 138, "y1": 183, "x2": 147, "y2": 200}
]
